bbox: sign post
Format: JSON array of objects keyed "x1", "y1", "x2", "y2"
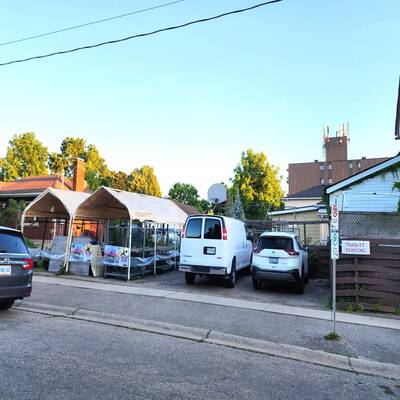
[{"x1": 330, "y1": 204, "x2": 339, "y2": 334}]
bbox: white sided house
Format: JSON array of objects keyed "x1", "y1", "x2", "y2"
[
  {"x1": 326, "y1": 153, "x2": 400, "y2": 212},
  {"x1": 326, "y1": 153, "x2": 400, "y2": 240}
]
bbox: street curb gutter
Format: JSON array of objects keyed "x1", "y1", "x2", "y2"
[{"x1": 15, "y1": 302, "x2": 400, "y2": 381}]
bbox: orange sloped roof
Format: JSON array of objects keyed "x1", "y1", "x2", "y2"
[{"x1": 0, "y1": 175, "x2": 74, "y2": 194}]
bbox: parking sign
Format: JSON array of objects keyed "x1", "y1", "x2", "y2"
[
  {"x1": 331, "y1": 204, "x2": 339, "y2": 231},
  {"x1": 331, "y1": 231, "x2": 339, "y2": 260}
]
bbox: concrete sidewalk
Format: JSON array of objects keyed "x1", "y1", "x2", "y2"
[{"x1": 33, "y1": 274, "x2": 400, "y2": 331}]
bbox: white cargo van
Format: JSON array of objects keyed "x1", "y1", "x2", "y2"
[{"x1": 179, "y1": 215, "x2": 252, "y2": 288}]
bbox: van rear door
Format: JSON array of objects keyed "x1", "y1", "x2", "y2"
[
  {"x1": 180, "y1": 217, "x2": 204, "y2": 266},
  {"x1": 202, "y1": 217, "x2": 224, "y2": 267}
]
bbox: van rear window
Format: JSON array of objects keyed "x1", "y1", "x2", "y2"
[
  {"x1": 204, "y1": 218, "x2": 222, "y2": 240},
  {"x1": 257, "y1": 236, "x2": 294, "y2": 252},
  {"x1": 185, "y1": 218, "x2": 202, "y2": 239}
]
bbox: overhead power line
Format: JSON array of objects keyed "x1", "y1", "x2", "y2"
[
  {"x1": 0, "y1": 0, "x2": 283, "y2": 67},
  {"x1": 0, "y1": 0, "x2": 185, "y2": 47}
]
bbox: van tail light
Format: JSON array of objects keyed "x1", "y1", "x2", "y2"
[
  {"x1": 253, "y1": 247, "x2": 261, "y2": 254},
  {"x1": 287, "y1": 250, "x2": 300, "y2": 256},
  {"x1": 22, "y1": 258, "x2": 33, "y2": 270},
  {"x1": 181, "y1": 224, "x2": 186, "y2": 239},
  {"x1": 222, "y1": 226, "x2": 228, "y2": 240}
]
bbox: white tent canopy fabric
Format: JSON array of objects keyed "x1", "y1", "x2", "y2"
[
  {"x1": 75, "y1": 186, "x2": 188, "y2": 225},
  {"x1": 23, "y1": 187, "x2": 90, "y2": 220}
]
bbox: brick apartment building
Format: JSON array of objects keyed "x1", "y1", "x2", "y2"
[{"x1": 287, "y1": 125, "x2": 389, "y2": 196}]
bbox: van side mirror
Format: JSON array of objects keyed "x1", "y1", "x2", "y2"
[
  {"x1": 247, "y1": 232, "x2": 254, "y2": 241},
  {"x1": 304, "y1": 246, "x2": 309, "y2": 252}
]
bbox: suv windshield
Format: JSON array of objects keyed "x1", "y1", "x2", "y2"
[
  {"x1": 258, "y1": 236, "x2": 294, "y2": 252},
  {"x1": 0, "y1": 230, "x2": 28, "y2": 254}
]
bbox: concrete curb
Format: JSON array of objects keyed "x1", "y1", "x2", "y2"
[{"x1": 15, "y1": 301, "x2": 400, "y2": 381}]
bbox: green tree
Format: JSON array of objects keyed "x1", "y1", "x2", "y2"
[
  {"x1": 168, "y1": 183, "x2": 200, "y2": 206},
  {"x1": 103, "y1": 171, "x2": 129, "y2": 191},
  {"x1": 168, "y1": 182, "x2": 212, "y2": 213},
  {"x1": 197, "y1": 199, "x2": 212, "y2": 214},
  {"x1": 48, "y1": 137, "x2": 86, "y2": 178},
  {"x1": 128, "y1": 165, "x2": 161, "y2": 197},
  {"x1": 0, "y1": 133, "x2": 48, "y2": 181},
  {"x1": 0, "y1": 199, "x2": 26, "y2": 229},
  {"x1": 231, "y1": 149, "x2": 284, "y2": 219},
  {"x1": 48, "y1": 137, "x2": 109, "y2": 191}
]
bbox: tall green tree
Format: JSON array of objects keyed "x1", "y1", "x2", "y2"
[
  {"x1": 102, "y1": 171, "x2": 129, "y2": 191},
  {"x1": 168, "y1": 183, "x2": 200, "y2": 206},
  {"x1": 0, "y1": 133, "x2": 48, "y2": 181},
  {"x1": 231, "y1": 149, "x2": 284, "y2": 219},
  {"x1": 48, "y1": 137, "x2": 108, "y2": 191},
  {"x1": 128, "y1": 165, "x2": 161, "y2": 197},
  {"x1": 168, "y1": 182, "x2": 212, "y2": 213}
]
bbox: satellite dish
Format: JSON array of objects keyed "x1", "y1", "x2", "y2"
[{"x1": 207, "y1": 183, "x2": 227, "y2": 204}]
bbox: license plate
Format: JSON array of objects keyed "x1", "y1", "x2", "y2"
[
  {"x1": 204, "y1": 247, "x2": 216, "y2": 255},
  {"x1": 269, "y1": 257, "x2": 279, "y2": 264},
  {"x1": 0, "y1": 265, "x2": 11, "y2": 276}
]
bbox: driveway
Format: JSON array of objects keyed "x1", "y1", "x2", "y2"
[{"x1": 123, "y1": 269, "x2": 330, "y2": 310}]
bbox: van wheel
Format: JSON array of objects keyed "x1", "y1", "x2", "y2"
[
  {"x1": 0, "y1": 300, "x2": 14, "y2": 310},
  {"x1": 252, "y1": 272, "x2": 261, "y2": 290},
  {"x1": 226, "y1": 260, "x2": 236, "y2": 289},
  {"x1": 185, "y1": 272, "x2": 196, "y2": 285}
]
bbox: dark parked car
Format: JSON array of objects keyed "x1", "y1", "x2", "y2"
[{"x1": 0, "y1": 226, "x2": 33, "y2": 310}]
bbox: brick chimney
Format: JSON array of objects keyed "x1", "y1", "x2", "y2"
[{"x1": 72, "y1": 158, "x2": 85, "y2": 192}]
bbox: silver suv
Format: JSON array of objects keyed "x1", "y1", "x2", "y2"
[{"x1": 0, "y1": 226, "x2": 33, "y2": 310}]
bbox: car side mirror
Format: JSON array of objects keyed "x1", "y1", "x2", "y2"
[{"x1": 304, "y1": 246, "x2": 309, "y2": 252}]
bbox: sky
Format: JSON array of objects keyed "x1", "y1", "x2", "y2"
[{"x1": 1, "y1": 0, "x2": 399, "y2": 198}]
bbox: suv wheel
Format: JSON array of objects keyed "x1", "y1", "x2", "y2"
[
  {"x1": 304, "y1": 266, "x2": 309, "y2": 284},
  {"x1": 0, "y1": 300, "x2": 14, "y2": 310},
  {"x1": 185, "y1": 272, "x2": 196, "y2": 285},
  {"x1": 295, "y1": 268, "x2": 305, "y2": 294},
  {"x1": 226, "y1": 259, "x2": 237, "y2": 289}
]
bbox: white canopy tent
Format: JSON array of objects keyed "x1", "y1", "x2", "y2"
[
  {"x1": 75, "y1": 186, "x2": 188, "y2": 279},
  {"x1": 75, "y1": 186, "x2": 188, "y2": 225},
  {"x1": 21, "y1": 188, "x2": 90, "y2": 268}
]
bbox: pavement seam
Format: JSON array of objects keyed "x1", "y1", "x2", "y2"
[{"x1": 13, "y1": 304, "x2": 400, "y2": 381}]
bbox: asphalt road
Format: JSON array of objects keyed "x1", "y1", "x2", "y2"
[
  {"x1": 1, "y1": 309, "x2": 399, "y2": 400},
  {"x1": 27, "y1": 281, "x2": 400, "y2": 365}
]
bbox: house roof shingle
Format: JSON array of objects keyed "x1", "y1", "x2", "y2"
[
  {"x1": 0, "y1": 175, "x2": 90, "y2": 197},
  {"x1": 286, "y1": 184, "x2": 327, "y2": 199}
]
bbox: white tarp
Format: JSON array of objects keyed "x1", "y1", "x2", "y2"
[
  {"x1": 23, "y1": 187, "x2": 90, "y2": 220},
  {"x1": 75, "y1": 186, "x2": 188, "y2": 225}
]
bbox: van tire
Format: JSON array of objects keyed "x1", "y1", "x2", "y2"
[
  {"x1": 226, "y1": 259, "x2": 236, "y2": 289},
  {"x1": 0, "y1": 300, "x2": 14, "y2": 310},
  {"x1": 185, "y1": 272, "x2": 196, "y2": 285}
]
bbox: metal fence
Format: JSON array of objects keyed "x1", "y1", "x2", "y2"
[
  {"x1": 339, "y1": 212, "x2": 400, "y2": 240},
  {"x1": 245, "y1": 220, "x2": 329, "y2": 246}
]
